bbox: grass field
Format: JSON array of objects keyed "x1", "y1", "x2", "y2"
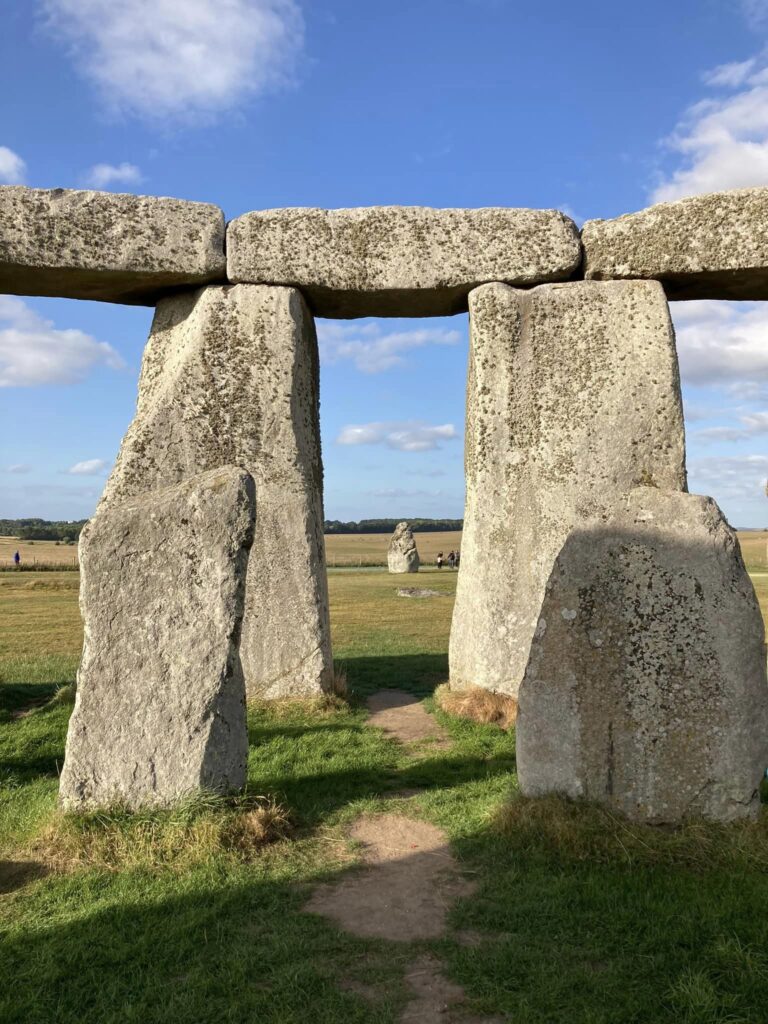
[{"x1": 1, "y1": 554, "x2": 768, "y2": 1021}]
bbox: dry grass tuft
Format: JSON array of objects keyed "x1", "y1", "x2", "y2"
[
  {"x1": 330, "y1": 664, "x2": 348, "y2": 698},
  {"x1": 495, "y1": 793, "x2": 768, "y2": 871},
  {"x1": 32, "y1": 793, "x2": 291, "y2": 872},
  {"x1": 435, "y1": 683, "x2": 517, "y2": 729}
]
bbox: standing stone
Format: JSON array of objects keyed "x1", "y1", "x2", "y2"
[
  {"x1": 388, "y1": 522, "x2": 420, "y2": 573},
  {"x1": 101, "y1": 284, "x2": 332, "y2": 699},
  {"x1": 516, "y1": 488, "x2": 768, "y2": 823},
  {"x1": 583, "y1": 187, "x2": 768, "y2": 300},
  {"x1": 227, "y1": 206, "x2": 582, "y2": 317},
  {"x1": 0, "y1": 186, "x2": 226, "y2": 304},
  {"x1": 450, "y1": 280, "x2": 686, "y2": 697},
  {"x1": 60, "y1": 467, "x2": 255, "y2": 810}
]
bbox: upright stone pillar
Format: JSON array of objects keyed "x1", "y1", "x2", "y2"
[
  {"x1": 60, "y1": 467, "x2": 255, "y2": 809},
  {"x1": 102, "y1": 284, "x2": 332, "y2": 698},
  {"x1": 450, "y1": 280, "x2": 687, "y2": 697}
]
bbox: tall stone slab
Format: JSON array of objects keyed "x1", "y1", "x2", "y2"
[
  {"x1": 516, "y1": 489, "x2": 768, "y2": 823},
  {"x1": 0, "y1": 186, "x2": 226, "y2": 304},
  {"x1": 227, "y1": 206, "x2": 582, "y2": 317},
  {"x1": 388, "y1": 522, "x2": 420, "y2": 573},
  {"x1": 60, "y1": 467, "x2": 255, "y2": 810},
  {"x1": 102, "y1": 284, "x2": 332, "y2": 699},
  {"x1": 450, "y1": 280, "x2": 687, "y2": 697}
]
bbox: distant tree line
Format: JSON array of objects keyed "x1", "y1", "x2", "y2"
[
  {"x1": 324, "y1": 518, "x2": 463, "y2": 534},
  {"x1": 0, "y1": 518, "x2": 87, "y2": 542}
]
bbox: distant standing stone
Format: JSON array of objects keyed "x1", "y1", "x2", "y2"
[
  {"x1": 516, "y1": 488, "x2": 768, "y2": 824},
  {"x1": 388, "y1": 522, "x2": 420, "y2": 573},
  {"x1": 59, "y1": 467, "x2": 255, "y2": 810}
]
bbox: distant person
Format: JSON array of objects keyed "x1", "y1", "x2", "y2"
[
  {"x1": 13, "y1": 551, "x2": 20, "y2": 567},
  {"x1": 455, "y1": 550, "x2": 460, "y2": 570},
  {"x1": 447, "y1": 550, "x2": 455, "y2": 569},
  {"x1": 436, "y1": 551, "x2": 444, "y2": 569}
]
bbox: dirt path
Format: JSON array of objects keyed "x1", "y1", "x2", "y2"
[
  {"x1": 365, "y1": 688, "x2": 449, "y2": 745},
  {"x1": 305, "y1": 689, "x2": 501, "y2": 1022}
]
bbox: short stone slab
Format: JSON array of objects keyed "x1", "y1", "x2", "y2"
[
  {"x1": 59, "y1": 467, "x2": 255, "y2": 810},
  {"x1": 227, "y1": 206, "x2": 582, "y2": 317},
  {"x1": 583, "y1": 188, "x2": 768, "y2": 300},
  {"x1": 516, "y1": 488, "x2": 768, "y2": 824},
  {"x1": 0, "y1": 186, "x2": 226, "y2": 305}
]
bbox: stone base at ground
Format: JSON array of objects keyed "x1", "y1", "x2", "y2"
[
  {"x1": 516, "y1": 488, "x2": 768, "y2": 823},
  {"x1": 59, "y1": 468, "x2": 255, "y2": 810},
  {"x1": 388, "y1": 522, "x2": 420, "y2": 573},
  {"x1": 101, "y1": 283, "x2": 332, "y2": 699},
  {"x1": 450, "y1": 279, "x2": 686, "y2": 697}
]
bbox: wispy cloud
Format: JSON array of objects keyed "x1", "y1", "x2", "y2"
[
  {"x1": 368, "y1": 487, "x2": 445, "y2": 498},
  {"x1": 652, "y1": 51, "x2": 768, "y2": 202},
  {"x1": 42, "y1": 0, "x2": 304, "y2": 123},
  {"x1": 5, "y1": 464, "x2": 31, "y2": 474},
  {"x1": 0, "y1": 145, "x2": 25, "y2": 184},
  {"x1": 318, "y1": 320, "x2": 461, "y2": 374},
  {"x1": 670, "y1": 301, "x2": 768, "y2": 387},
  {"x1": 66, "y1": 459, "x2": 109, "y2": 476},
  {"x1": 84, "y1": 162, "x2": 143, "y2": 189},
  {"x1": 0, "y1": 296, "x2": 124, "y2": 387},
  {"x1": 688, "y1": 453, "x2": 768, "y2": 500},
  {"x1": 336, "y1": 421, "x2": 460, "y2": 452}
]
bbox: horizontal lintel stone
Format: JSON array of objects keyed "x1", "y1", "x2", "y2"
[
  {"x1": 0, "y1": 186, "x2": 227, "y2": 305},
  {"x1": 582, "y1": 187, "x2": 768, "y2": 300},
  {"x1": 226, "y1": 206, "x2": 582, "y2": 317}
]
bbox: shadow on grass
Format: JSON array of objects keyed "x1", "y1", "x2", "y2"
[{"x1": 340, "y1": 653, "x2": 449, "y2": 698}]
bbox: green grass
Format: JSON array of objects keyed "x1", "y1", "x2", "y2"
[{"x1": 1, "y1": 569, "x2": 768, "y2": 1023}]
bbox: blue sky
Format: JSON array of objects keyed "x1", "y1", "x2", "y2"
[{"x1": 1, "y1": 0, "x2": 767, "y2": 526}]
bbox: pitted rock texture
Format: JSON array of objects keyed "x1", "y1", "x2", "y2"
[
  {"x1": 583, "y1": 188, "x2": 768, "y2": 300},
  {"x1": 450, "y1": 280, "x2": 686, "y2": 697},
  {"x1": 227, "y1": 206, "x2": 582, "y2": 317},
  {"x1": 101, "y1": 284, "x2": 332, "y2": 699},
  {"x1": 516, "y1": 488, "x2": 768, "y2": 823},
  {"x1": 0, "y1": 186, "x2": 226, "y2": 305},
  {"x1": 59, "y1": 467, "x2": 255, "y2": 810},
  {"x1": 388, "y1": 521, "x2": 420, "y2": 573}
]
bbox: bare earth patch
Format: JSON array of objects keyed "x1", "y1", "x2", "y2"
[
  {"x1": 401, "y1": 955, "x2": 504, "y2": 1024},
  {"x1": 366, "y1": 689, "x2": 449, "y2": 745},
  {"x1": 304, "y1": 813, "x2": 475, "y2": 941}
]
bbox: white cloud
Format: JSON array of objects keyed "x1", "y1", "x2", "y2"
[
  {"x1": 688, "y1": 453, "x2": 768, "y2": 500},
  {"x1": 694, "y1": 410, "x2": 768, "y2": 443},
  {"x1": 671, "y1": 300, "x2": 768, "y2": 386},
  {"x1": 702, "y1": 59, "x2": 756, "y2": 88},
  {"x1": 0, "y1": 146, "x2": 26, "y2": 184},
  {"x1": 368, "y1": 487, "x2": 444, "y2": 499},
  {"x1": 66, "y1": 459, "x2": 109, "y2": 475},
  {"x1": 85, "y1": 162, "x2": 143, "y2": 189},
  {"x1": 317, "y1": 321, "x2": 461, "y2": 374},
  {"x1": 42, "y1": 0, "x2": 304, "y2": 122},
  {"x1": 0, "y1": 296, "x2": 125, "y2": 387},
  {"x1": 5, "y1": 464, "x2": 31, "y2": 474},
  {"x1": 336, "y1": 421, "x2": 460, "y2": 452}
]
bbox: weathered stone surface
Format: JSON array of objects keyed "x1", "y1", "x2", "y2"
[
  {"x1": 388, "y1": 522, "x2": 420, "y2": 573},
  {"x1": 583, "y1": 188, "x2": 768, "y2": 300},
  {"x1": 102, "y1": 284, "x2": 332, "y2": 698},
  {"x1": 59, "y1": 467, "x2": 255, "y2": 810},
  {"x1": 227, "y1": 206, "x2": 582, "y2": 317},
  {"x1": 516, "y1": 488, "x2": 768, "y2": 823},
  {"x1": 449, "y1": 280, "x2": 686, "y2": 697},
  {"x1": 0, "y1": 186, "x2": 226, "y2": 305}
]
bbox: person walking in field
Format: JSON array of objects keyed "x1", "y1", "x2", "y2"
[
  {"x1": 436, "y1": 551, "x2": 444, "y2": 569},
  {"x1": 13, "y1": 551, "x2": 20, "y2": 567},
  {"x1": 447, "y1": 550, "x2": 455, "y2": 569},
  {"x1": 455, "y1": 550, "x2": 460, "y2": 570}
]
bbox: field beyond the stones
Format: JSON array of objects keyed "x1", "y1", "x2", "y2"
[{"x1": 1, "y1": 545, "x2": 767, "y2": 1022}]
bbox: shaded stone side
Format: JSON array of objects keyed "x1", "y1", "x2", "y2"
[
  {"x1": 516, "y1": 489, "x2": 768, "y2": 823},
  {"x1": 388, "y1": 522, "x2": 420, "y2": 573},
  {"x1": 227, "y1": 206, "x2": 582, "y2": 317},
  {"x1": 60, "y1": 467, "x2": 255, "y2": 810},
  {"x1": 449, "y1": 280, "x2": 687, "y2": 697},
  {"x1": 0, "y1": 186, "x2": 226, "y2": 305},
  {"x1": 583, "y1": 187, "x2": 768, "y2": 300},
  {"x1": 101, "y1": 284, "x2": 332, "y2": 698}
]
